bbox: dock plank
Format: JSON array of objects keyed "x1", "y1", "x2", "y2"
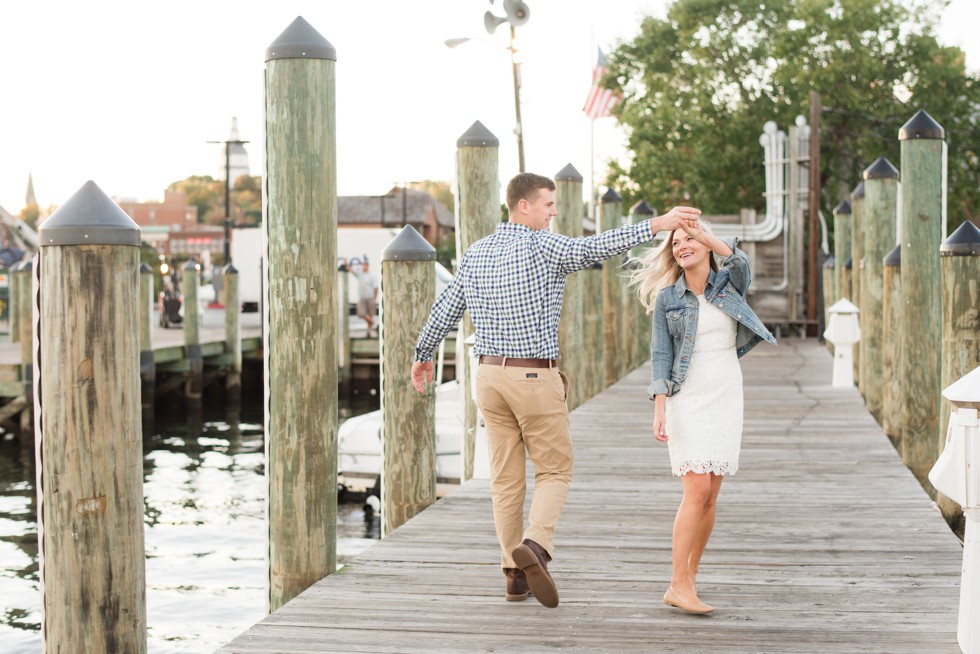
[{"x1": 220, "y1": 338, "x2": 961, "y2": 653}]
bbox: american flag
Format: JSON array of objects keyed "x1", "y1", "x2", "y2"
[{"x1": 582, "y1": 48, "x2": 620, "y2": 119}]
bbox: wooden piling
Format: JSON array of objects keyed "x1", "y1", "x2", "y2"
[
  {"x1": 841, "y1": 258, "x2": 852, "y2": 329},
  {"x1": 860, "y1": 157, "x2": 899, "y2": 422},
  {"x1": 223, "y1": 264, "x2": 241, "y2": 403},
  {"x1": 35, "y1": 180, "x2": 146, "y2": 652},
  {"x1": 264, "y1": 17, "x2": 338, "y2": 611},
  {"x1": 18, "y1": 259, "x2": 34, "y2": 434},
  {"x1": 939, "y1": 221, "x2": 980, "y2": 446},
  {"x1": 599, "y1": 189, "x2": 622, "y2": 386},
  {"x1": 850, "y1": 183, "x2": 864, "y2": 386},
  {"x1": 554, "y1": 163, "x2": 584, "y2": 410},
  {"x1": 881, "y1": 245, "x2": 902, "y2": 444},
  {"x1": 631, "y1": 201, "x2": 656, "y2": 370},
  {"x1": 898, "y1": 110, "x2": 947, "y2": 478},
  {"x1": 182, "y1": 259, "x2": 202, "y2": 400},
  {"x1": 848, "y1": 182, "x2": 865, "y2": 300},
  {"x1": 821, "y1": 255, "x2": 835, "y2": 347},
  {"x1": 8, "y1": 260, "x2": 19, "y2": 343},
  {"x1": 581, "y1": 262, "x2": 604, "y2": 400},
  {"x1": 380, "y1": 226, "x2": 437, "y2": 536},
  {"x1": 455, "y1": 120, "x2": 499, "y2": 481},
  {"x1": 833, "y1": 200, "x2": 851, "y2": 303},
  {"x1": 139, "y1": 263, "x2": 155, "y2": 412}
]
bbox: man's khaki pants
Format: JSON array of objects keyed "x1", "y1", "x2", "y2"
[{"x1": 475, "y1": 363, "x2": 572, "y2": 568}]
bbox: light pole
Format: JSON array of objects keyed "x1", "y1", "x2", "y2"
[
  {"x1": 207, "y1": 136, "x2": 249, "y2": 263},
  {"x1": 447, "y1": 0, "x2": 529, "y2": 173}
]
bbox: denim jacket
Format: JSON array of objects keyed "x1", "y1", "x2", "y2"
[{"x1": 649, "y1": 238, "x2": 776, "y2": 399}]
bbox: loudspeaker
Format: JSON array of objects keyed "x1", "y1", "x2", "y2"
[
  {"x1": 484, "y1": 10, "x2": 508, "y2": 35},
  {"x1": 503, "y1": 0, "x2": 530, "y2": 26}
]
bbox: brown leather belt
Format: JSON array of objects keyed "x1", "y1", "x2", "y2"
[{"x1": 479, "y1": 355, "x2": 555, "y2": 368}]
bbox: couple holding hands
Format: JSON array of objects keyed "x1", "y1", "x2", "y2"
[{"x1": 410, "y1": 173, "x2": 775, "y2": 614}]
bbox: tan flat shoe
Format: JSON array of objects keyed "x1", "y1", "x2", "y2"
[{"x1": 663, "y1": 587, "x2": 714, "y2": 614}]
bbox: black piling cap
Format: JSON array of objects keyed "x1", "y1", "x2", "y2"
[
  {"x1": 883, "y1": 243, "x2": 901, "y2": 267},
  {"x1": 381, "y1": 225, "x2": 436, "y2": 261},
  {"x1": 223, "y1": 263, "x2": 239, "y2": 274},
  {"x1": 863, "y1": 157, "x2": 900, "y2": 180},
  {"x1": 833, "y1": 200, "x2": 851, "y2": 215},
  {"x1": 266, "y1": 17, "x2": 336, "y2": 62},
  {"x1": 899, "y1": 109, "x2": 945, "y2": 140},
  {"x1": 843, "y1": 257, "x2": 853, "y2": 270},
  {"x1": 183, "y1": 260, "x2": 200, "y2": 272},
  {"x1": 39, "y1": 180, "x2": 140, "y2": 247},
  {"x1": 851, "y1": 181, "x2": 865, "y2": 199},
  {"x1": 601, "y1": 188, "x2": 622, "y2": 204},
  {"x1": 139, "y1": 263, "x2": 152, "y2": 274},
  {"x1": 940, "y1": 220, "x2": 980, "y2": 257},
  {"x1": 457, "y1": 121, "x2": 499, "y2": 148},
  {"x1": 555, "y1": 163, "x2": 583, "y2": 182},
  {"x1": 823, "y1": 254, "x2": 835, "y2": 268},
  {"x1": 630, "y1": 200, "x2": 655, "y2": 216}
]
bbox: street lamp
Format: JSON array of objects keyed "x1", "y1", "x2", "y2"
[
  {"x1": 447, "y1": 0, "x2": 530, "y2": 172},
  {"x1": 207, "y1": 134, "x2": 250, "y2": 263}
]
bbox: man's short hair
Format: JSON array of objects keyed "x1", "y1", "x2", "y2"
[{"x1": 506, "y1": 173, "x2": 556, "y2": 210}]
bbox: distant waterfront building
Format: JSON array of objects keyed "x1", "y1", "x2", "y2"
[
  {"x1": 116, "y1": 191, "x2": 217, "y2": 256},
  {"x1": 219, "y1": 117, "x2": 251, "y2": 185},
  {"x1": 338, "y1": 187, "x2": 453, "y2": 246}
]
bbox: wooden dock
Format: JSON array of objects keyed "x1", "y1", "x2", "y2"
[{"x1": 221, "y1": 337, "x2": 961, "y2": 653}]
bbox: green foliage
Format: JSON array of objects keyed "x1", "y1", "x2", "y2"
[
  {"x1": 168, "y1": 174, "x2": 263, "y2": 227},
  {"x1": 606, "y1": 0, "x2": 979, "y2": 232}
]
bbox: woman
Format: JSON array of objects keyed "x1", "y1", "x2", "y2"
[{"x1": 631, "y1": 218, "x2": 775, "y2": 614}]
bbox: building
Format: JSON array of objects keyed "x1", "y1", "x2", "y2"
[
  {"x1": 338, "y1": 187, "x2": 453, "y2": 246},
  {"x1": 116, "y1": 191, "x2": 208, "y2": 256}
]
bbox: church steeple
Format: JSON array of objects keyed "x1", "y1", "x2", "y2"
[
  {"x1": 219, "y1": 117, "x2": 251, "y2": 185},
  {"x1": 26, "y1": 172, "x2": 37, "y2": 207}
]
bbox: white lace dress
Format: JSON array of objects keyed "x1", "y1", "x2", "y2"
[{"x1": 665, "y1": 294, "x2": 743, "y2": 476}]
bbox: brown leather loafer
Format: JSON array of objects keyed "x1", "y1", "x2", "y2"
[
  {"x1": 504, "y1": 567, "x2": 528, "y2": 601},
  {"x1": 511, "y1": 539, "x2": 559, "y2": 608}
]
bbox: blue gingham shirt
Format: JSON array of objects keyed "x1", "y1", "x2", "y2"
[{"x1": 414, "y1": 220, "x2": 654, "y2": 362}]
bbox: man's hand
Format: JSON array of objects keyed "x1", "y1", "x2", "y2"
[
  {"x1": 411, "y1": 361, "x2": 434, "y2": 394},
  {"x1": 651, "y1": 206, "x2": 702, "y2": 234}
]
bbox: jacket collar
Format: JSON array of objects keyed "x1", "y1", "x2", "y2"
[{"x1": 672, "y1": 267, "x2": 718, "y2": 296}]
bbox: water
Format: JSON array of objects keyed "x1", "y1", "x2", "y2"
[{"x1": 0, "y1": 397, "x2": 381, "y2": 653}]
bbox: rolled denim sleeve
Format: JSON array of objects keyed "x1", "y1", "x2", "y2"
[
  {"x1": 648, "y1": 290, "x2": 680, "y2": 399},
  {"x1": 717, "y1": 236, "x2": 751, "y2": 295}
]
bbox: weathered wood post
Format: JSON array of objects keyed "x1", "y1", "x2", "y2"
[
  {"x1": 821, "y1": 255, "x2": 835, "y2": 346},
  {"x1": 337, "y1": 266, "x2": 352, "y2": 396},
  {"x1": 264, "y1": 16, "x2": 338, "y2": 611},
  {"x1": 631, "y1": 200, "x2": 656, "y2": 369},
  {"x1": 554, "y1": 163, "x2": 584, "y2": 410},
  {"x1": 35, "y1": 180, "x2": 145, "y2": 652},
  {"x1": 455, "y1": 120, "x2": 499, "y2": 481},
  {"x1": 939, "y1": 221, "x2": 980, "y2": 449},
  {"x1": 580, "y1": 260, "x2": 604, "y2": 400},
  {"x1": 850, "y1": 183, "x2": 865, "y2": 385},
  {"x1": 181, "y1": 259, "x2": 202, "y2": 400},
  {"x1": 860, "y1": 157, "x2": 899, "y2": 421},
  {"x1": 380, "y1": 226, "x2": 437, "y2": 536},
  {"x1": 832, "y1": 200, "x2": 851, "y2": 302},
  {"x1": 8, "y1": 260, "x2": 20, "y2": 343},
  {"x1": 881, "y1": 244, "x2": 902, "y2": 444},
  {"x1": 18, "y1": 258, "x2": 34, "y2": 434},
  {"x1": 898, "y1": 109, "x2": 947, "y2": 479},
  {"x1": 139, "y1": 262, "x2": 155, "y2": 413},
  {"x1": 599, "y1": 189, "x2": 622, "y2": 386},
  {"x1": 223, "y1": 264, "x2": 241, "y2": 404},
  {"x1": 849, "y1": 181, "x2": 865, "y2": 300}
]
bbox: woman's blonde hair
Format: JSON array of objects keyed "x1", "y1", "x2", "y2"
[{"x1": 628, "y1": 219, "x2": 719, "y2": 314}]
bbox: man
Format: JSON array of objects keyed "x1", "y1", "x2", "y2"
[
  {"x1": 347, "y1": 259, "x2": 378, "y2": 337},
  {"x1": 410, "y1": 172, "x2": 700, "y2": 608}
]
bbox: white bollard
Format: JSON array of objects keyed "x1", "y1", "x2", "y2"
[
  {"x1": 823, "y1": 298, "x2": 861, "y2": 388},
  {"x1": 928, "y1": 365, "x2": 980, "y2": 653}
]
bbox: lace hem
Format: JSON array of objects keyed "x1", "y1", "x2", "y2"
[{"x1": 673, "y1": 460, "x2": 737, "y2": 477}]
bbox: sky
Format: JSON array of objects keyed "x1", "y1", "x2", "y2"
[{"x1": 0, "y1": 0, "x2": 978, "y2": 215}]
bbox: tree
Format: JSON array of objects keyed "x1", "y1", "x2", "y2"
[
  {"x1": 168, "y1": 176, "x2": 223, "y2": 224},
  {"x1": 606, "y1": 0, "x2": 979, "y2": 232}
]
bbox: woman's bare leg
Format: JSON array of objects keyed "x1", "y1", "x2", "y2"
[
  {"x1": 687, "y1": 473, "x2": 723, "y2": 584},
  {"x1": 664, "y1": 473, "x2": 714, "y2": 612}
]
